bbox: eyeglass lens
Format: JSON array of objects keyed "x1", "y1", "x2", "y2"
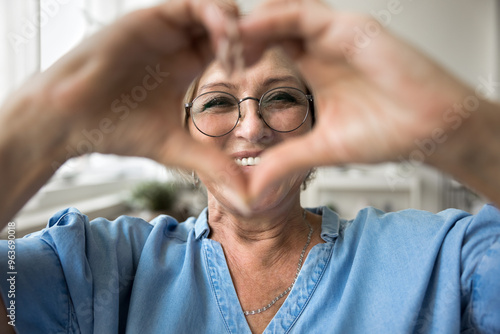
[{"x1": 191, "y1": 87, "x2": 309, "y2": 137}]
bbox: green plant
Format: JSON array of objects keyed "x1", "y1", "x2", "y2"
[
  {"x1": 326, "y1": 203, "x2": 339, "y2": 213},
  {"x1": 130, "y1": 181, "x2": 178, "y2": 212}
]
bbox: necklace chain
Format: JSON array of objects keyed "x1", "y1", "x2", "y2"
[{"x1": 243, "y1": 210, "x2": 313, "y2": 316}]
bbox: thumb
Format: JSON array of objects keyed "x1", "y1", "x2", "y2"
[
  {"x1": 249, "y1": 131, "x2": 337, "y2": 202},
  {"x1": 157, "y1": 131, "x2": 250, "y2": 214}
]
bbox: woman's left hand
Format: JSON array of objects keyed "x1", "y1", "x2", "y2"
[{"x1": 239, "y1": 0, "x2": 500, "y2": 204}]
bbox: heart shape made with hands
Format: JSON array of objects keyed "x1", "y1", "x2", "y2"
[
  {"x1": 0, "y1": 0, "x2": 482, "y2": 225},
  {"x1": 51, "y1": 0, "x2": 469, "y2": 216}
]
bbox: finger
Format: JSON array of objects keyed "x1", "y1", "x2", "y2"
[
  {"x1": 157, "y1": 0, "x2": 239, "y2": 54},
  {"x1": 242, "y1": 1, "x2": 466, "y2": 107},
  {"x1": 248, "y1": 130, "x2": 339, "y2": 202},
  {"x1": 117, "y1": 0, "x2": 238, "y2": 60},
  {"x1": 239, "y1": 0, "x2": 331, "y2": 64},
  {"x1": 156, "y1": 130, "x2": 251, "y2": 215}
]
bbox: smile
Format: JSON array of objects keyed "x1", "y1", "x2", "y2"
[{"x1": 235, "y1": 157, "x2": 261, "y2": 166}]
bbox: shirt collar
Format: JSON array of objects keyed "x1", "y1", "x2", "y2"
[
  {"x1": 194, "y1": 207, "x2": 210, "y2": 239},
  {"x1": 306, "y1": 206, "x2": 340, "y2": 243},
  {"x1": 194, "y1": 206, "x2": 340, "y2": 242}
]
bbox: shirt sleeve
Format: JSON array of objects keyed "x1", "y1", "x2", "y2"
[
  {"x1": 460, "y1": 204, "x2": 500, "y2": 332},
  {"x1": 0, "y1": 207, "x2": 153, "y2": 334},
  {"x1": 0, "y1": 214, "x2": 81, "y2": 333}
]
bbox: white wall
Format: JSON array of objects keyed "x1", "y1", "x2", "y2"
[
  {"x1": 0, "y1": 1, "x2": 40, "y2": 104},
  {"x1": 497, "y1": 1, "x2": 500, "y2": 100}
]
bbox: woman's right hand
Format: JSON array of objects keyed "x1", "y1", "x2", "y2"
[
  {"x1": 41, "y1": 0, "x2": 241, "y2": 171},
  {"x1": 0, "y1": 0, "x2": 249, "y2": 223}
]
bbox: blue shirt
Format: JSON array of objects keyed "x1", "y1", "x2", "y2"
[{"x1": 1, "y1": 205, "x2": 500, "y2": 333}]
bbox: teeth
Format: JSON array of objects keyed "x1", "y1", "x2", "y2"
[{"x1": 235, "y1": 157, "x2": 261, "y2": 166}]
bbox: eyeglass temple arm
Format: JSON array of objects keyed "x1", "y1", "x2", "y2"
[{"x1": 184, "y1": 103, "x2": 192, "y2": 119}]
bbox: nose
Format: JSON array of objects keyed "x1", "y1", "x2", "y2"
[{"x1": 234, "y1": 98, "x2": 272, "y2": 143}]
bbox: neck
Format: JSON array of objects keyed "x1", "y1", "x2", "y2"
[
  {"x1": 207, "y1": 195, "x2": 308, "y2": 269},
  {"x1": 205, "y1": 193, "x2": 323, "y2": 325}
]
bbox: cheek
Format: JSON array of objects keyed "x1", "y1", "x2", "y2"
[
  {"x1": 188, "y1": 121, "x2": 208, "y2": 143},
  {"x1": 304, "y1": 112, "x2": 314, "y2": 132},
  {"x1": 189, "y1": 122, "x2": 228, "y2": 149},
  {"x1": 279, "y1": 118, "x2": 313, "y2": 141}
]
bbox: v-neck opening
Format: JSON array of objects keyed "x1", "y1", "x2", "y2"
[{"x1": 203, "y1": 239, "x2": 335, "y2": 333}]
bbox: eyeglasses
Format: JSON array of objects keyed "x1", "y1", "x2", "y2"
[{"x1": 185, "y1": 86, "x2": 313, "y2": 137}]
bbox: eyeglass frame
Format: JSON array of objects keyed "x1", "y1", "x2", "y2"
[{"x1": 184, "y1": 86, "x2": 314, "y2": 137}]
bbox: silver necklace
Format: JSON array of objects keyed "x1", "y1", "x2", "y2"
[{"x1": 243, "y1": 210, "x2": 313, "y2": 316}]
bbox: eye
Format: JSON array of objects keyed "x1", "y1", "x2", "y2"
[
  {"x1": 193, "y1": 93, "x2": 237, "y2": 114},
  {"x1": 266, "y1": 91, "x2": 297, "y2": 103},
  {"x1": 262, "y1": 90, "x2": 304, "y2": 111},
  {"x1": 203, "y1": 96, "x2": 234, "y2": 110}
]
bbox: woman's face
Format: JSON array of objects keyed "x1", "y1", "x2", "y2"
[{"x1": 189, "y1": 50, "x2": 313, "y2": 213}]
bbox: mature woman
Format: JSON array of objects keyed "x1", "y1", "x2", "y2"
[
  {"x1": 185, "y1": 49, "x2": 323, "y2": 333},
  {"x1": 1, "y1": 0, "x2": 500, "y2": 333}
]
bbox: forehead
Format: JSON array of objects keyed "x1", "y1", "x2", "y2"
[{"x1": 197, "y1": 49, "x2": 303, "y2": 93}]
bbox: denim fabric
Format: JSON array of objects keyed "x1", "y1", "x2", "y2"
[{"x1": 1, "y1": 205, "x2": 499, "y2": 333}]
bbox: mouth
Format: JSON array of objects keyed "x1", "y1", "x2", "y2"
[
  {"x1": 235, "y1": 156, "x2": 261, "y2": 166},
  {"x1": 232, "y1": 150, "x2": 263, "y2": 167}
]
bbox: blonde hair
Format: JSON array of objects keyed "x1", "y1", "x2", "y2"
[
  {"x1": 173, "y1": 76, "x2": 202, "y2": 184},
  {"x1": 183, "y1": 76, "x2": 201, "y2": 129}
]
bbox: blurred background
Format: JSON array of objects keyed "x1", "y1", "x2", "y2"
[{"x1": 0, "y1": 0, "x2": 498, "y2": 237}]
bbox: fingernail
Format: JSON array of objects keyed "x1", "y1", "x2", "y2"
[
  {"x1": 217, "y1": 38, "x2": 232, "y2": 75},
  {"x1": 225, "y1": 19, "x2": 241, "y2": 77},
  {"x1": 232, "y1": 42, "x2": 245, "y2": 78},
  {"x1": 225, "y1": 19, "x2": 239, "y2": 42}
]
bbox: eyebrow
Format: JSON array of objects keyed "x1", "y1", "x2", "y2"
[
  {"x1": 198, "y1": 75, "x2": 302, "y2": 93},
  {"x1": 262, "y1": 75, "x2": 301, "y2": 87},
  {"x1": 198, "y1": 82, "x2": 237, "y2": 92}
]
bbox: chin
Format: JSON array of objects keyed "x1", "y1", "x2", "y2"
[{"x1": 205, "y1": 172, "x2": 307, "y2": 217}]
